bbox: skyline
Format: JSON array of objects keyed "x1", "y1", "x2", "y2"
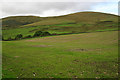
[{"x1": 0, "y1": 0, "x2": 119, "y2": 18}]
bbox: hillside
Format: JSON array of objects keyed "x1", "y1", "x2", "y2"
[
  {"x1": 2, "y1": 11, "x2": 119, "y2": 39},
  {"x1": 2, "y1": 16, "x2": 45, "y2": 29}
]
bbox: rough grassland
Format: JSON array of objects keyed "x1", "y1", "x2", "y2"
[{"x1": 2, "y1": 31, "x2": 118, "y2": 78}]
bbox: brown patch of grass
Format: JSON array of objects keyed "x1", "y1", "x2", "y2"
[
  {"x1": 69, "y1": 48, "x2": 102, "y2": 52},
  {"x1": 31, "y1": 45, "x2": 53, "y2": 47}
]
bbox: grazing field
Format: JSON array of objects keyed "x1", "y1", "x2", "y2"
[{"x1": 2, "y1": 31, "x2": 118, "y2": 78}]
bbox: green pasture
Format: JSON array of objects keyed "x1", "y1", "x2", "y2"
[{"x1": 2, "y1": 31, "x2": 118, "y2": 78}]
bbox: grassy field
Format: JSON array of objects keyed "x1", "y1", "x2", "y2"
[{"x1": 2, "y1": 31, "x2": 118, "y2": 78}]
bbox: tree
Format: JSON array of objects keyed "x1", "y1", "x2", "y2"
[
  {"x1": 15, "y1": 34, "x2": 23, "y2": 40},
  {"x1": 33, "y1": 31, "x2": 42, "y2": 37}
]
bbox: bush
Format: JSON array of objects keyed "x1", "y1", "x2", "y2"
[
  {"x1": 51, "y1": 33, "x2": 57, "y2": 35},
  {"x1": 33, "y1": 31, "x2": 42, "y2": 37},
  {"x1": 15, "y1": 34, "x2": 23, "y2": 40},
  {"x1": 2, "y1": 36, "x2": 4, "y2": 41},
  {"x1": 7, "y1": 37, "x2": 12, "y2": 41},
  {"x1": 24, "y1": 35, "x2": 32, "y2": 38},
  {"x1": 41, "y1": 32, "x2": 51, "y2": 36}
]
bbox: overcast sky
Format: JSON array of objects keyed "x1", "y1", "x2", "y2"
[{"x1": 0, "y1": 0, "x2": 119, "y2": 18}]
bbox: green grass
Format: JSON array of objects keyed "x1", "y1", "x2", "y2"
[
  {"x1": 2, "y1": 22, "x2": 118, "y2": 40},
  {"x1": 2, "y1": 31, "x2": 118, "y2": 78},
  {"x1": 95, "y1": 28, "x2": 118, "y2": 32},
  {"x1": 2, "y1": 25, "x2": 70, "y2": 39}
]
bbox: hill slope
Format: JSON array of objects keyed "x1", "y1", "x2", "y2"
[
  {"x1": 2, "y1": 12, "x2": 118, "y2": 29},
  {"x1": 2, "y1": 31, "x2": 118, "y2": 78},
  {"x1": 2, "y1": 11, "x2": 119, "y2": 39},
  {"x1": 2, "y1": 16, "x2": 45, "y2": 29}
]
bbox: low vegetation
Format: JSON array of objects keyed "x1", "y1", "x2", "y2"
[
  {"x1": 2, "y1": 31, "x2": 51, "y2": 41},
  {"x1": 2, "y1": 31, "x2": 118, "y2": 78}
]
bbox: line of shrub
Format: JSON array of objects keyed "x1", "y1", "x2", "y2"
[
  {"x1": 2, "y1": 31, "x2": 51, "y2": 41},
  {"x1": 2, "y1": 31, "x2": 90, "y2": 41}
]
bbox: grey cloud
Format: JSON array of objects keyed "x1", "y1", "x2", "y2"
[
  {"x1": 0, "y1": 1, "x2": 117, "y2": 18},
  {"x1": 1, "y1": 0, "x2": 116, "y2": 2},
  {"x1": 1, "y1": 2, "x2": 98, "y2": 17}
]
